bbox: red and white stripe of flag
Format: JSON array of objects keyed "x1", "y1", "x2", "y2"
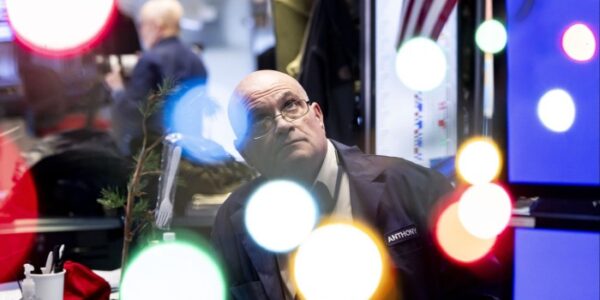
[{"x1": 396, "y1": 0, "x2": 458, "y2": 48}]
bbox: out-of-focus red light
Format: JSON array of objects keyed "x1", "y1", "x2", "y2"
[
  {"x1": 435, "y1": 202, "x2": 496, "y2": 264},
  {"x1": 6, "y1": 0, "x2": 116, "y2": 57},
  {"x1": 0, "y1": 135, "x2": 38, "y2": 282}
]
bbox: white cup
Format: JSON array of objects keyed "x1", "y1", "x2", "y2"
[{"x1": 30, "y1": 270, "x2": 66, "y2": 300}]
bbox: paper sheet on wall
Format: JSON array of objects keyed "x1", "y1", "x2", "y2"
[{"x1": 375, "y1": 0, "x2": 458, "y2": 168}]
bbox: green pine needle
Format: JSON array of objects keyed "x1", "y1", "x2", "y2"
[{"x1": 97, "y1": 187, "x2": 125, "y2": 209}]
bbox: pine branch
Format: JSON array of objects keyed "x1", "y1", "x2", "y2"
[
  {"x1": 97, "y1": 79, "x2": 175, "y2": 272},
  {"x1": 119, "y1": 79, "x2": 173, "y2": 269},
  {"x1": 132, "y1": 198, "x2": 150, "y2": 221},
  {"x1": 142, "y1": 150, "x2": 161, "y2": 174},
  {"x1": 97, "y1": 187, "x2": 125, "y2": 209}
]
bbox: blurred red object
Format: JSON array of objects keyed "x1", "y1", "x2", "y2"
[
  {"x1": 0, "y1": 135, "x2": 38, "y2": 282},
  {"x1": 64, "y1": 260, "x2": 111, "y2": 300}
]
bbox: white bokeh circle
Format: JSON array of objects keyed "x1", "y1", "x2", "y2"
[
  {"x1": 395, "y1": 37, "x2": 448, "y2": 91},
  {"x1": 562, "y1": 23, "x2": 597, "y2": 62},
  {"x1": 458, "y1": 183, "x2": 512, "y2": 239},
  {"x1": 244, "y1": 180, "x2": 318, "y2": 253},
  {"x1": 475, "y1": 19, "x2": 507, "y2": 54},
  {"x1": 537, "y1": 89, "x2": 576, "y2": 132}
]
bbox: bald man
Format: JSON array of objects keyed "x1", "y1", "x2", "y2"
[
  {"x1": 211, "y1": 71, "x2": 499, "y2": 299},
  {"x1": 105, "y1": 0, "x2": 207, "y2": 154}
]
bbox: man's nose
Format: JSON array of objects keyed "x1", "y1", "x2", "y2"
[{"x1": 273, "y1": 115, "x2": 294, "y2": 134}]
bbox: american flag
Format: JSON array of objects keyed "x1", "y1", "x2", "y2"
[{"x1": 396, "y1": 0, "x2": 458, "y2": 48}]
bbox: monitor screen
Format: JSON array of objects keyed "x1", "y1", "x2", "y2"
[
  {"x1": 513, "y1": 228, "x2": 600, "y2": 300},
  {"x1": 506, "y1": 0, "x2": 600, "y2": 187}
]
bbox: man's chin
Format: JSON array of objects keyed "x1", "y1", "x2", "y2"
[
  {"x1": 270, "y1": 152, "x2": 313, "y2": 177},
  {"x1": 276, "y1": 147, "x2": 311, "y2": 163}
]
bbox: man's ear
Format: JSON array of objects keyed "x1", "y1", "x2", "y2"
[{"x1": 311, "y1": 102, "x2": 325, "y2": 128}]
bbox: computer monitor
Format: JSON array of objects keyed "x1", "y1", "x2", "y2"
[
  {"x1": 502, "y1": 0, "x2": 600, "y2": 199},
  {"x1": 513, "y1": 228, "x2": 600, "y2": 300}
]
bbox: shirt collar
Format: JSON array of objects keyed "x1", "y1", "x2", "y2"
[{"x1": 313, "y1": 140, "x2": 339, "y2": 197}]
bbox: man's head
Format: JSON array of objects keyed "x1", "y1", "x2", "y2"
[
  {"x1": 229, "y1": 70, "x2": 328, "y2": 184},
  {"x1": 139, "y1": 0, "x2": 183, "y2": 49},
  {"x1": 20, "y1": 64, "x2": 67, "y2": 136}
]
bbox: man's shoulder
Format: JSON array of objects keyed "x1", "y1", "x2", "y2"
[
  {"x1": 334, "y1": 141, "x2": 452, "y2": 198},
  {"x1": 333, "y1": 140, "x2": 440, "y2": 177}
]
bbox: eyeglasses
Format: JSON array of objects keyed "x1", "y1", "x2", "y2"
[{"x1": 250, "y1": 99, "x2": 311, "y2": 140}]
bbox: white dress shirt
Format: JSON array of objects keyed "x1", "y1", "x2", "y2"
[{"x1": 278, "y1": 140, "x2": 352, "y2": 299}]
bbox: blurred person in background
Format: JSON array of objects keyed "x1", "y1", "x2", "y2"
[
  {"x1": 14, "y1": 62, "x2": 128, "y2": 217},
  {"x1": 211, "y1": 70, "x2": 500, "y2": 299},
  {"x1": 0, "y1": 62, "x2": 129, "y2": 279},
  {"x1": 104, "y1": 0, "x2": 208, "y2": 155}
]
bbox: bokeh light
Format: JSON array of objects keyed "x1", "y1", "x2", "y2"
[
  {"x1": 227, "y1": 92, "x2": 251, "y2": 148},
  {"x1": 245, "y1": 180, "x2": 317, "y2": 253},
  {"x1": 458, "y1": 183, "x2": 512, "y2": 239},
  {"x1": 293, "y1": 222, "x2": 384, "y2": 300},
  {"x1": 537, "y1": 89, "x2": 576, "y2": 132},
  {"x1": 475, "y1": 19, "x2": 507, "y2": 54},
  {"x1": 120, "y1": 242, "x2": 226, "y2": 300},
  {"x1": 6, "y1": 0, "x2": 116, "y2": 57},
  {"x1": 435, "y1": 202, "x2": 496, "y2": 263},
  {"x1": 0, "y1": 135, "x2": 38, "y2": 282},
  {"x1": 395, "y1": 37, "x2": 447, "y2": 91},
  {"x1": 562, "y1": 23, "x2": 597, "y2": 62},
  {"x1": 456, "y1": 138, "x2": 502, "y2": 185},
  {"x1": 164, "y1": 80, "x2": 239, "y2": 164}
]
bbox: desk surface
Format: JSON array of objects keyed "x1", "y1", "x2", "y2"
[
  {"x1": 0, "y1": 205, "x2": 221, "y2": 235},
  {"x1": 510, "y1": 198, "x2": 600, "y2": 231}
]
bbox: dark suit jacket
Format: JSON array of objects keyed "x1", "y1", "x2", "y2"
[
  {"x1": 211, "y1": 140, "x2": 498, "y2": 299},
  {"x1": 118, "y1": 36, "x2": 207, "y2": 105},
  {"x1": 111, "y1": 37, "x2": 207, "y2": 152}
]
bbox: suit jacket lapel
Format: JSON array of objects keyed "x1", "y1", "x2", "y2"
[
  {"x1": 331, "y1": 141, "x2": 386, "y2": 230},
  {"x1": 231, "y1": 208, "x2": 284, "y2": 299}
]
